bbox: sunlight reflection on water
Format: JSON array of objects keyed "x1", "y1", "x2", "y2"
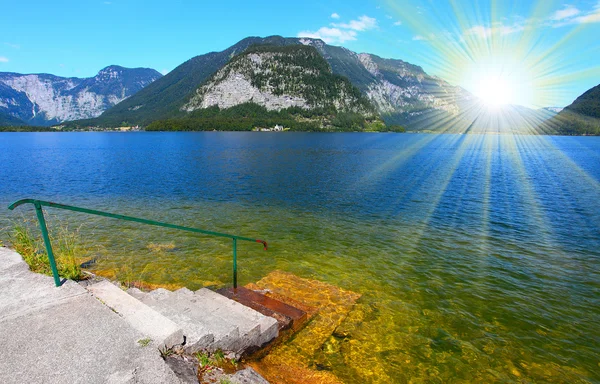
[{"x1": 1, "y1": 132, "x2": 599, "y2": 383}]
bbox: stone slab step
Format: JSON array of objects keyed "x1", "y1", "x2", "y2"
[
  {"x1": 139, "y1": 289, "x2": 243, "y2": 353},
  {"x1": 135, "y1": 286, "x2": 278, "y2": 354},
  {"x1": 87, "y1": 281, "x2": 183, "y2": 349},
  {"x1": 147, "y1": 287, "x2": 174, "y2": 301},
  {"x1": 127, "y1": 287, "x2": 147, "y2": 301},
  {"x1": 195, "y1": 289, "x2": 279, "y2": 348},
  {"x1": 217, "y1": 286, "x2": 307, "y2": 331}
]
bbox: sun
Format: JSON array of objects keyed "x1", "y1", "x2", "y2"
[
  {"x1": 462, "y1": 57, "x2": 535, "y2": 109},
  {"x1": 473, "y1": 75, "x2": 515, "y2": 108}
]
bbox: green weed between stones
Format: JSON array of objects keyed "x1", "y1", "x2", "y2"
[
  {"x1": 10, "y1": 216, "x2": 84, "y2": 281},
  {"x1": 194, "y1": 351, "x2": 211, "y2": 367},
  {"x1": 159, "y1": 346, "x2": 174, "y2": 358}
]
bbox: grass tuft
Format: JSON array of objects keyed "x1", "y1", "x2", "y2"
[
  {"x1": 194, "y1": 351, "x2": 211, "y2": 367},
  {"x1": 159, "y1": 346, "x2": 174, "y2": 358},
  {"x1": 10, "y1": 216, "x2": 84, "y2": 280},
  {"x1": 213, "y1": 349, "x2": 225, "y2": 363}
]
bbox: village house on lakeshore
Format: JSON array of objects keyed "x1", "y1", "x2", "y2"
[{"x1": 253, "y1": 124, "x2": 285, "y2": 132}]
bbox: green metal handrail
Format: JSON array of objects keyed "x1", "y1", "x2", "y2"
[{"x1": 8, "y1": 199, "x2": 267, "y2": 288}]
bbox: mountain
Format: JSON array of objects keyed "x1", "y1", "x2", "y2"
[
  {"x1": 0, "y1": 66, "x2": 162, "y2": 126},
  {"x1": 91, "y1": 36, "x2": 302, "y2": 127},
  {"x1": 545, "y1": 84, "x2": 600, "y2": 135},
  {"x1": 0, "y1": 110, "x2": 25, "y2": 126},
  {"x1": 183, "y1": 45, "x2": 375, "y2": 116},
  {"x1": 85, "y1": 36, "x2": 470, "y2": 129},
  {"x1": 563, "y1": 84, "x2": 600, "y2": 118},
  {"x1": 297, "y1": 38, "x2": 471, "y2": 128},
  {"x1": 146, "y1": 45, "x2": 383, "y2": 132}
]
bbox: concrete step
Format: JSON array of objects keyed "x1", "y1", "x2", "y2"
[
  {"x1": 86, "y1": 281, "x2": 183, "y2": 349},
  {"x1": 147, "y1": 287, "x2": 174, "y2": 301},
  {"x1": 140, "y1": 289, "x2": 242, "y2": 353},
  {"x1": 126, "y1": 287, "x2": 147, "y2": 301},
  {"x1": 193, "y1": 289, "x2": 265, "y2": 351},
  {"x1": 174, "y1": 287, "x2": 194, "y2": 298},
  {"x1": 137, "y1": 287, "x2": 278, "y2": 355},
  {"x1": 195, "y1": 288, "x2": 279, "y2": 348}
]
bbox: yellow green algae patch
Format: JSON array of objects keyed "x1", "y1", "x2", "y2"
[
  {"x1": 146, "y1": 242, "x2": 176, "y2": 252},
  {"x1": 246, "y1": 270, "x2": 361, "y2": 384},
  {"x1": 91, "y1": 263, "x2": 185, "y2": 292}
]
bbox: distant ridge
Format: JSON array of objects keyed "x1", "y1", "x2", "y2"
[
  {"x1": 0, "y1": 66, "x2": 162, "y2": 126},
  {"x1": 145, "y1": 44, "x2": 385, "y2": 132},
  {"x1": 82, "y1": 35, "x2": 472, "y2": 130},
  {"x1": 546, "y1": 84, "x2": 600, "y2": 135}
]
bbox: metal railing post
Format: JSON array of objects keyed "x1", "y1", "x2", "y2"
[
  {"x1": 33, "y1": 202, "x2": 61, "y2": 287},
  {"x1": 8, "y1": 198, "x2": 268, "y2": 289},
  {"x1": 233, "y1": 237, "x2": 238, "y2": 289}
]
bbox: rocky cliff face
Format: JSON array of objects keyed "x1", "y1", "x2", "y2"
[
  {"x1": 183, "y1": 52, "x2": 309, "y2": 112},
  {"x1": 183, "y1": 45, "x2": 375, "y2": 117},
  {"x1": 91, "y1": 36, "x2": 471, "y2": 129},
  {"x1": 297, "y1": 38, "x2": 471, "y2": 125},
  {"x1": 0, "y1": 66, "x2": 161, "y2": 125},
  {"x1": 357, "y1": 53, "x2": 464, "y2": 115}
]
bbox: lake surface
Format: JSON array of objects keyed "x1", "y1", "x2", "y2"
[{"x1": 1, "y1": 132, "x2": 599, "y2": 383}]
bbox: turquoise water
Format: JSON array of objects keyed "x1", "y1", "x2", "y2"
[{"x1": 1, "y1": 132, "x2": 599, "y2": 382}]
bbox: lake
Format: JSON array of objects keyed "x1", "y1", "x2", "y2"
[{"x1": 1, "y1": 132, "x2": 599, "y2": 383}]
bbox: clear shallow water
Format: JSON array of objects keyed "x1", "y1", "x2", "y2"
[{"x1": 1, "y1": 132, "x2": 599, "y2": 383}]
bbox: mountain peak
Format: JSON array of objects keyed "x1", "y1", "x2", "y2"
[
  {"x1": 96, "y1": 65, "x2": 125, "y2": 80},
  {"x1": 298, "y1": 37, "x2": 327, "y2": 48},
  {"x1": 0, "y1": 65, "x2": 162, "y2": 125},
  {"x1": 99, "y1": 65, "x2": 124, "y2": 71},
  {"x1": 95, "y1": 66, "x2": 162, "y2": 80}
]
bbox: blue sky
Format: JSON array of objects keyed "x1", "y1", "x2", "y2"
[{"x1": 1, "y1": 0, "x2": 599, "y2": 108}]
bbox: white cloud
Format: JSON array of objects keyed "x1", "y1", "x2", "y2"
[
  {"x1": 298, "y1": 15, "x2": 377, "y2": 44},
  {"x1": 3, "y1": 42, "x2": 20, "y2": 49},
  {"x1": 550, "y1": 6, "x2": 580, "y2": 21},
  {"x1": 571, "y1": 9, "x2": 600, "y2": 23},
  {"x1": 298, "y1": 27, "x2": 357, "y2": 44},
  {"x1": 498, "y1": 24, "x2": 525, "y2": 34},
  {"x1": 330, "y1": 13, "x2": 340, "y2": 19},
  {"x1": 466, "y1": 23, "x2": 524, "y2": 39},
  {"x1": 413, "y1": 35, "x2": 426, "y2": 41},
  {"x1": 332, "y1": 15, "x2": 378, "y2": 31},
  {"x1": 548, "y1": 3, "x2": 600, "y2": 26},
  {"x1": 0, "y1": 57, "x2": 9, "y2": 63},
  {"x1": 466, "y1": 25, "x2": 492, "y2": 39},
  {"x1": 393, "y1": 20, "x2": 402, "y2": 26},
  {"x1": 160, "y1": 69, "x2": 170, "y2": 75}
]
